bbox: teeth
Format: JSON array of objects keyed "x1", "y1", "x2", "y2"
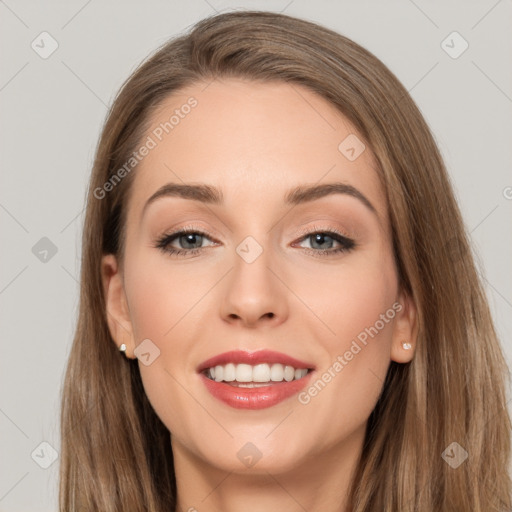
[
  {"x1": 284, "y1": 365, "x2": 295, "y2": 382},
  {"x1": 223, "y1": 363, "x2": 235, "y2": 382},
  {"x1": 236, "y1": 363, "x2": 253, "y2": 382},
  {"x1": 205, "y1": 363, "x2": 309, "y2": 383},
  {"x1": 253, "y1": 363, "x2": 269, "y2": 382},
  {"x1": 270, "y1": 363, "x2": 284, "y2": 382}
]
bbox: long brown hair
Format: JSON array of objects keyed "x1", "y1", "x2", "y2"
[{"x1": 59, "y1": 10, "x2": 511, "y2": 511}]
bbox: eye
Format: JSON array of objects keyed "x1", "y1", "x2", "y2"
[
  {"x1": 293, "y1": 226, "x2": 356, "y2": 257},
  {"x1": 153, "y1": 225, "x2": 356, "y2": 258},
  {"x1": 154, "y1": 228, "x2": 217, "y2": 257}
]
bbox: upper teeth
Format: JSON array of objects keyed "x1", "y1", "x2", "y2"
[{"x1": 207, "y1": 363, "x2": 308, "y2": 383}]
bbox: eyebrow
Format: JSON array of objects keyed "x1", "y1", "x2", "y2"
[{"x1": 141, "y1": 181, "x2": 378, "y2": 218}]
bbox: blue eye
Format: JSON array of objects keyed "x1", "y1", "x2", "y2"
[
  {"x1": 154, "y1": 226, "x2": 356, "y2": 258},
  {"x1": 154, "y1": 229, "x2": 215, "y2": 257},
  {"x1": 296, "y1": 231, "x2": 355, "y2": 256}
]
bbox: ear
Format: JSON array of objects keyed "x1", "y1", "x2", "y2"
[
  {"x1": 101, "y1": 254, "x2": 136, "y2": 359},
  {"x1": 390, "y1": 288, "x2": 418, "y2": 364}
]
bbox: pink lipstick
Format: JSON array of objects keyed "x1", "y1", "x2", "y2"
[{"x1": 197, "y1": 350, "x2": 315, "y2": 410}]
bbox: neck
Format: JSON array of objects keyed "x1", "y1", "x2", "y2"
[{"x1": 172, "y1": 426, "x2": 365, "y2": 512}]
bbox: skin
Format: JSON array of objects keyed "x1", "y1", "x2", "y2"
[{"x1": 102, "y1": 78, "x2": 417, "y2": 512}]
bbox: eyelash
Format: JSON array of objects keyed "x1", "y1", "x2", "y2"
[{"x1": 153, "y1": 224, "x2": 356, "y2": 258}]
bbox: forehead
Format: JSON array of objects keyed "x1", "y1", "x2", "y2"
[{"x1": 126, "y1": 78, "x2": 387, "y2": 225}]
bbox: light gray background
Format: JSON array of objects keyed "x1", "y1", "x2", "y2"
[{"x1": 1, "y1": 1, "x2": 511, "y2": 510}]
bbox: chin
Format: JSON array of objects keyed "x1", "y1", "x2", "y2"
[{"x1": 185, "y1": 429, "x2": 314, "y2": 475}]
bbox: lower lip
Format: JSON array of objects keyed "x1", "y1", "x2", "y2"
[{"x1": 199, "y1": 372, "x2": 313, "y2": 409}]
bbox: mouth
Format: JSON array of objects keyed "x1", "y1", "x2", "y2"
[
  {"x1": 197, "y1": 350, "x2": 315, "y2": 409},
  {"x1": 202, "y1": 363, "x2": 311, "y2": 386}
]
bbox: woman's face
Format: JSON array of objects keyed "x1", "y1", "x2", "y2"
[{"x1": 103, "y1": 78, "x2": 416, "y2": 475}]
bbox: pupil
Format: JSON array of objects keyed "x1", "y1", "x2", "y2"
[
  {"x1": 183, "y1": 233, "x2": 201, "y2": 248},
  {"x1": 313, "y1": 234, "x2": 332, "y2": 249}
]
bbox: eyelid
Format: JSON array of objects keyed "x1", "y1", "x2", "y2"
[
  {"x1": 159, "y1": 223, "x2": 219, "y2": 241},
  {"x1": 293, "y1": 223, "x2": 353, "y2": 241},
  {"x1": 157, "y1": 223, "x2": 353, "y2": 244}
]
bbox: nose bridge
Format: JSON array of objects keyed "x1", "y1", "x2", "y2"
[{"x1": 219, "y1": 232, "x2": 287, "y2": 326}]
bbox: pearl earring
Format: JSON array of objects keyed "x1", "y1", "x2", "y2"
[
  {"x1": 402, "y1": 342, "x2": 412, "y2": 350},
  {"x1": 119, "y1": 343, "x2": 127, "y2": 353}
]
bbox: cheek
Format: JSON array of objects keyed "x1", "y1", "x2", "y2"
[
  {"x1": 296, "y1": 243, "x2": 398, "y2": 354},
  {"x1": 123, "y1": 249, "x2": 214, "y2": 342},
  {"x1": 295, "y1": 251, "x2": 398, "y2": 433},
  {"x1": 295, "y1": 247, "x2": 398, "y2": 399},
  {"x1": 122, "y1": 251, "x2": 220, "y2": 438}
]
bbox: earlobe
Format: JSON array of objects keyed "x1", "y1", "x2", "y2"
[
  {"x1": 390, "y1": 290, "x2": 418, "y2": 364},
  {"x1": 101, "y1": 254, "x2": 135, "y2": 359}
]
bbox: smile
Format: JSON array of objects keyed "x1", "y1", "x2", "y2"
[
  {"x1": 204, "y1": 363, "x2": 310, "y2": 386},
  {"x1": 197, "y1": 350, "x2": 315, "y2": 409}
]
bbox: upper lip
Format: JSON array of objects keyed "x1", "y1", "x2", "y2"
[{"x1": 197, "y1": 350, "x2": 315, "y2": 373}]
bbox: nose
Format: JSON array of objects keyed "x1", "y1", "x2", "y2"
[{"x1": 219, "y1": 244, "x2": 288, "y2": 328}]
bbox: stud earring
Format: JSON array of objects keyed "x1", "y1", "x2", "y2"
[
  {"x1": 402, "y1": 342, "x2": 412, "y2": 350},
  {"x1": 119, "y1": 343, "x2": 127, "y2": 353}
]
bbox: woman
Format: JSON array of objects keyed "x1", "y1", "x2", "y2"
[{"x1": 59, "y1": 10, "x2": 511, "y2": 511}]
